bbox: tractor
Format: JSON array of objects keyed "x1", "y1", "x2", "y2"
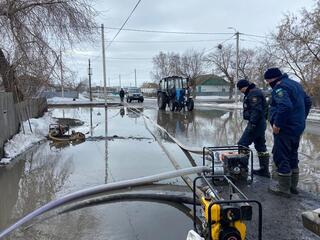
[{"x1": 157, "y1": 76, "x2": 194, "y2": 111}]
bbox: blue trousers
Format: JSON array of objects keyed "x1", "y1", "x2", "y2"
[
  {"x1": 272, "y1": 132, "x2": 300, "y2": 174},
  {"x1": 238, "y1": 120, "x2": 267, "y2": 153}
]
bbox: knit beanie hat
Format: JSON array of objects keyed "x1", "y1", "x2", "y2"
[
  {"x1": 236, "y1": 79, "x2": 250, "y2": 90},
  {"x1": 264, "y1": 68, "x2": 282, "y2": 80}
]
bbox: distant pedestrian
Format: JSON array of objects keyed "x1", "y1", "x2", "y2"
[
  {"x1": 264, "y1": 68, "x2": 312, "y2": 197},
  {"x1": 119, "y1": 88, "x2": 125, "y2": 102},
  {"x1": 237, "y1": 79, "x2": 270, "y2": 177}
]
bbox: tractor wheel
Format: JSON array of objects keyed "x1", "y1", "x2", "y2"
[
  {"x1": 157, "y1": 93, "x2": 166, "y2": 110},
  {"x1": 169, "y1": 99, "x2": 175, "y2": 111},
  {"x1": 187, "y1": 99, "x2": 194, "y2": 111}
]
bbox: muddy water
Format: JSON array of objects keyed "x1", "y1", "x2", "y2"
[{"x1": 0, "y1": 106, "x2": 319, "y2": 239}]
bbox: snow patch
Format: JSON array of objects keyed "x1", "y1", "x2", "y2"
[
  {"x1": 196, "y1": 95, "x2": 229, "y2": 100},
  {"x1": 47, "y1": 95, "x2": 106, "y2": 105},
  {"x1": 0, "y1": 113, "x2": 56, "y2": 164}
]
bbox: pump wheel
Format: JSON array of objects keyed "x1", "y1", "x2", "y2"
[{"x1": 219, "y1": 227, "x2": 241, "y2": 240}]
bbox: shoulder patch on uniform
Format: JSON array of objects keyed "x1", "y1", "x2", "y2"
[{"x1": 275, "y1": 88, "x2": 284, "y2": 97}]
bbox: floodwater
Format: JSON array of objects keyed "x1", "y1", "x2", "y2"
[{"x1": 0, "y1": 104, "x2": 319, "y2": 239}]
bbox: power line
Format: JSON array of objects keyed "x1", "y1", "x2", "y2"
[
  {"x1": 241, "y1": 33, "x2": 271, "y2": 39},
  {"x1": 106, "y1": 0, "x2": 142, "y2": 49},
  {"x1": 23, "y1": 23, "x2": 270, "y2": 39},
  {"x1": 105, "y1": 39, "x2": 234, "y2": 43},
  {"x1": 204, "y1": 34, "x2": 236, "y2": 53},
  {"x1": 240, "y1": 38, "x2": 266, "y2": 44},
  {"x1": 104, "y1": 26, "x2": 234, "y2": 35},
  {"x1": 107, "y1": 57, "x2": 151, "y2": 60}
]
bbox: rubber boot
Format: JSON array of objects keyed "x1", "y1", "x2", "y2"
[
  {"x1": 253, "y1": 152, "x2": 270, "y2": 178},
  {"x1": 268, "y1": 173, "x2": 291, "y2": 198},
  {"x1": 290, "y1": 168, "x2": 299, "y2": 194}
]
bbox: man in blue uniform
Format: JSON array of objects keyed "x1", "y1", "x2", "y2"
[
  {"x1": 237, "y1": 79, "x2": 270, "y2": 178},
  {"x1": 264, "y1": 68, "x2": 312, "y2": 197}
]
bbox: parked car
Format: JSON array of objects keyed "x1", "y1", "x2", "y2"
[{"x1": 126, "y1": 87, "x2": 144, "y2": 103}]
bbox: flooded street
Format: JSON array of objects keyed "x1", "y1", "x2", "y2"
[{"x1": 0, "y1": 101, "x2": 319, "y2": 239}]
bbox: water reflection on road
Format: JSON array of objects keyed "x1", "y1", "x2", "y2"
[
  {"x1": 0, "y1": 106, "x2": 319, "y2": 239},
  {"x1": 156, "y1": 109, "x2": 320, "y2": 193}
]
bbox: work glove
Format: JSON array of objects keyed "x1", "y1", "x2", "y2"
[{"x1": 247, "y1": 123, "x2": 256, "y2": 133}]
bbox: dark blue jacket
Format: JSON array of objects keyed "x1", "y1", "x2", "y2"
[
  {"x1": 243, "y1": 84, "x2": 268, "y2": 126},
  {"x1": 269, "y1": 74, "x2": 312, "y2": 136}
]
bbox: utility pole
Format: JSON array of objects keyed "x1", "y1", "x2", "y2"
[
  {"x1": 101, "y1": 24, "x2": 107, "y2": 107},
  {"x1": 235, "y1": 31, "x2": 239, "y2": 104},
  {"x1": 101, "y1": 24, "x2": 108, "y2": 184},
  {"x1": 60, "y1": 49, "x2": 64, "y2": 98},
  {"x1": 134, "y1": 69, "x2": 137, "y2": 87},
  {"x1": 228, "y1": 27, "x2": 240, "y2": 103},
  {"x1": 119, "y1": 74, "x2": 121, "y2": 88},
  {"x1": 88, "y1": 59, "x2": 92, "y2": 102}
]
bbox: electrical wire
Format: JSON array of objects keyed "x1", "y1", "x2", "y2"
[
  {"x1": 240, "y1": 38, "x2": 266, "y2": 44},
  {"x1": 241, "y1": 33, "x2": 272, "y2": 39},
  {"x1": 204, "y1": 34, "x2": 236, "y2": 54},
  {"x1": 107, "y1": 57, "x2": 151, "y2": 60},
  {"x1": 104, "y1": 26, "x2": 235, "y2": 36},
  {"x1": 105, "y1": 39, "x2": 235, "y2": 43},
  {"x1": 106, "y1": 0, "x2": 142, "y2": 50}
]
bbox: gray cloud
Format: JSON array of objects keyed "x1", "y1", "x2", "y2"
[{"x1": 65, "y1": 0, "x2": 315, "y2": 87}]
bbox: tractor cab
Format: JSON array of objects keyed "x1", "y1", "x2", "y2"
[{"x1": 157, "y1": 76, "x2": 194, "y2": 112}]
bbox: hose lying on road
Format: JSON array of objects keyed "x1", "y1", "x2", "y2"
[
  {"x1": 23, "y1": 185, "x2": 200, "y2": 231},
  {"x1": 125, "y1": 103, "x2": 207, "y2": 155},
  {"x1": 58, "y1": 193, "x2": 203, "y2": 227},
  {"x1": 140, "y1": 113, "x2": 205, "y2": 198},
  {"x1": 58, "y1": 192, "x2": 200, "y2": 214},
  {"x1": 129, "y1": 106, "x2": 210, "y2": 201},
  {"x1": 0, "y1": 166, "x2": 210, "y2": 239}
]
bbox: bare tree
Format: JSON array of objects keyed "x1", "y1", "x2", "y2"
[
  {"x1": 205, "y1": 44, "x2": 235, "y2": 99},
  {"x1": 205, "y1": 43, "x2": 284, "y2": 96},
  {"x1": 152, "y1": 49, "x2": 204, "y2": 79},
  {"x1": 75, "y1": 78, "x2": 89, "y2": 93},
  {"x1": 0, "y1": 0, "x2": 97, "y2": 100},
  {"x1": 270, "y1": 2, "x2": 320, "y2": 95},
  {"x1": 169, "y1": 52, "x2": 181, "y2": 76},
  {"x1": 180, "y1": 49, "x2": 204, "y2": 98},
  {"x1": 251, "y1": 46, "x2": 281, "y2": 89},
  {"x1": 238, "y1": 48, "x2": 255, "y2": 81},
  {"x1": 151, "y1": 51, "x2": 181, "y2": 81}
]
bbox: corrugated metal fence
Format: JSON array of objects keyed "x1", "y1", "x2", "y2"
[{"x1": 0, "y1": 92, "x2": 47, "y2": 158}]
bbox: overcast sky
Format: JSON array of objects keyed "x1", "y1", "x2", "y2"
[{"x1": 64, "y1": 0, "x2": 316, "y2": 87}]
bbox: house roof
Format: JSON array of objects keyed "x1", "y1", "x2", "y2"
[
  {"x1": 196, "y1": 74, "x2": 230, "y2": 86},
  {"x1": 141, "y1": 82, "x2": 158, "y2": 88}
]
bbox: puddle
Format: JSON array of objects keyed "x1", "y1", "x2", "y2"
[{"x1": 0, "y1": 106, "x2": 319, "y2": 239}]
